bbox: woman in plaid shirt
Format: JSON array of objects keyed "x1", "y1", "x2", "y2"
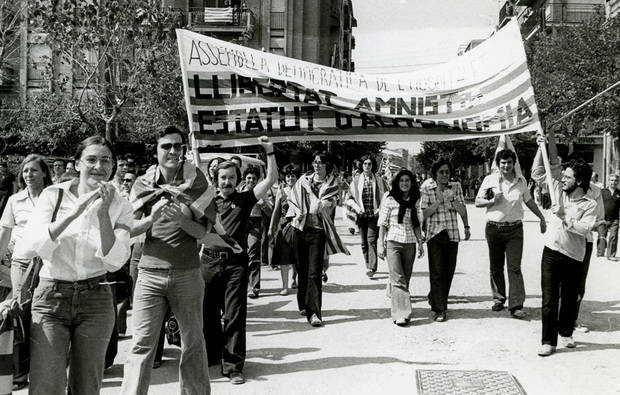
[
  {"x1": 420, "y1": 159, "x2": 470, "y2": 322},
  {"x1": 377, "y1": 169, "x2": 424, "y2": 326}
]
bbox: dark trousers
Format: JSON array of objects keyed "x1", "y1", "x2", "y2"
[
  {"x1": 105, "y1": 277, "x2": 119, "y2": 368},
  {"x1": 427, "y1": 230, "x2": 459, "y2": 313},
  {"x1": 294, "y1": 228, "x2": 327, "y2": 319},
  {"x1": 261, "y1": 215, "x2": 271, "y2": 266},
  {"x1": 607, "y1": 220, "x2": 618, "y2": 257},
  {"x1": 202, "y1": 253, "x2": 248, "y2": 375},
  {"x1": 540, "y1": 246, "x2": 582, "y2": 346},
  {"x1": 485, "y1": 222, "x2": 524, "y2": 311},
  {"x1": 247, "y1": 217, "x2": 262, "y2": 292},
  {"x1": 358, "y1": 216, "x2": 378, "y2": 272},
  {"x1": 575, "y1": 241, "x2": 593, "y2": 322}
]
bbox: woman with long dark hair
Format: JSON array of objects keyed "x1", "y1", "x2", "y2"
[
  {"x1": 24, "y1": 136, "x2": 133, "y2": 394},
  {"x1": 378, "y1": 169, "x2": 424, "y2": 326}
]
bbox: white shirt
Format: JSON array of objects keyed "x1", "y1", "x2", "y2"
[
  {"x1": 24, "y1": 180, "x2": 133, "y2": 281},
  {"x1": 0, "y1": 189, "x2": 37, "y2": 260},
  {"x1": 477, "y1": 172, "x2": 531, "y2": 223}
]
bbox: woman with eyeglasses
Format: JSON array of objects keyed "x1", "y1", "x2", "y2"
[
  {"x1": 288, "y1": 152, "x2": 349, "y2": 327},
  {"x1": 268, "y1": 164, "x2": 301, "y2": 295},
  {"x1": 420, "y1": 158, "x2": 470, "y2": 322},
  {"x1": 24, "y1": 136, "x2": 133, "y2": 394},
  {"x1": 377, "y1": 169, "x2": 424, "y2": 326},
  {"x1": 0, "y1": 154, "x2": 53, "y2": 390}
]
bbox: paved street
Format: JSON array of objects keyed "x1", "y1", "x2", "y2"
[{"x1": 22, "y1": 204, "x2": 618, "y2": 395}]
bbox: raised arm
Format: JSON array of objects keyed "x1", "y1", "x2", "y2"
[{"x1": 254, "y1": 136, "x2": 278, "y2": 201}]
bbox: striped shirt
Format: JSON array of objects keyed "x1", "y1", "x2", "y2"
[
  {"x1": 420, "y1": 180, "x2": 465, "y2": 242},
  {"x1": 378, "y1": 196, "x2": 420, "y2": 244}
]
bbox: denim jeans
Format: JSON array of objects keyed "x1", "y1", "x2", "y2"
[
  {"x1": 247, "y1": 217, "x2": 262, "y2": 292},
  {"x1": 540, "y1": 247, "x2": 582, "y2": 346},
  {"x1": 121, "y1": 267, "x2": 209, "y2": 395},
  {"x1": 358, "y1": 216, "x2": 379, "y2": 272},
  {"x1": 427, "y1": 230, "x2": 459, "y2": 313},
  {"x1": 386, "y1": 241, "x2": 416, "y2": 321},
  {"x1": 294, "y1": 228, "x2": 327, "y2": 319},
  {"x1": 485, "y1": 222, "x2": 524, "y2": 311},
  {"x1": 10, "y1": 260, "x2": 29, "y2": 385},
  {"x1": 575, "y1": 241, "x2": 593, "y2": 322},
  {"x1": 29, "y1": 277, "x2": 114, "y2": 395},
  {"x1": 201, "y1": 252, "x2": 248, "y2": 374}
]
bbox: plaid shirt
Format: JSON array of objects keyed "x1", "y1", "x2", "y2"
[
  {"x1": 361, "y1": 175, "x2": 374, "y2": 213},
  {"x1": 420, "y1": 180, "x2": 465, "y2": 242},
  {"x1": 378, "y1": 196, "x2": 419, "y2": 243}
]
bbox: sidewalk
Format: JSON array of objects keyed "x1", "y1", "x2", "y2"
[{"x1": 20, "y1": 204, "x2": 619, "y2": 394}]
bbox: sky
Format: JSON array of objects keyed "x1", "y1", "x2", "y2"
[{"x1": 351, "y1": 0, "x2": 502, "y2": 154}]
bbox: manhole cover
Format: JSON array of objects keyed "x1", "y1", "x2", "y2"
[{"x1": 416, "y1": 370, "x2": 526, "y2": 395}]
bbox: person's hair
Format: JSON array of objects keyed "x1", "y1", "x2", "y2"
[
  {"x1": 563, "y1": 157, "x2": 592, "y2": 193},
  {"x1": 352, "y1": 159, "x2": 362, "y2": 173},
  {"x1": 360, "y1": 154, "x2": 378, "y2": 173},
  {"x1": 207, "y1": 157, "x2": 225, "y2": 178},
  {"x1": 17, "y1": 154, "x2": 53, "y2": 190},
  {"x1": 312, "y1": 150, "x2": 334, "y2": 174},
  {"x1": 610, "y1": 173, "x2": 619, "y2": 181},
  {"x1": 431, "y1": 158, "x2": 454, "y2": 180},
  {"x1": 156, "y1": 125, "x2": 187, "y2": 145},
  {"x1": 53, "y1": 159, "x2": 65, "y2": 166},
  {"x1": 494, "y1": 149, "x2": 517, "y2": 167},
  {"x1": 74, "y1": 135, "x2": 117, "y2": 181},
  {"x1": 215, "y1": 160, "x2": 242, "y2": 186},
  {"x1": 390, "y1": 169, "x2": 420, "y2": 202},
  {"x1": 230, "y1": 155, "x2": 242, "y2": 166},
  {"x1": 282, "y1": 163, "x2": 301, "y2": 178},
  {"x1": 243, "y1": 166, "x2": 260, "y2": 179}
]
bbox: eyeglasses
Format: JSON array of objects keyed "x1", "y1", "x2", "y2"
[
  {"x1": 122, "y1": 178, "x2": 135, "y2": 183},
  {"x1": 80, "y1": 156, "x2": 114, "y2": 167},
  {"x1": 159, "y1": 143, "x2": 186, "y2": 151}
]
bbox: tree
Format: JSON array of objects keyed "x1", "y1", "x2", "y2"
[
  {"x1": 0, "y1": 0, "x2": 23, "y2": 87},
  {"x1": 28, "y1": 0, "x2": 185, "y2": 142}
]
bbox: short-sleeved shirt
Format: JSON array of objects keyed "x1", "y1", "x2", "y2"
[
  {"x1": 216, "y1": 189, "x2": 258, "y2": 252},
  {"x1": 0, "y1": 189, "x2": 36, "y2": 260},
  {"x1": 378, "y1": 196, "x2": 420, "y2": 244},
  {"x1": 419, "y1": 180, "x2": 465, "y2": 242},
  {"x1": 476, "y1": 173, "x2": 532, "y2": 223},
  {"x1": 138, "y1": 176, "x2": 210, "y2": 270}
]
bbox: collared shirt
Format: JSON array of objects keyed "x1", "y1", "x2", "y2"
[
  {"x1": 378, "y1": 196, "x2": 420, "y2": 244},
  {"x1": 477, "y1": 172, "x2": 532, "y2": 223},
  {"x1": 24, "y1": 180, "x2": 133, "y2": 281},
  {"x1": 361, "y1": 175, "x2": 374, "y2": 212},
  {"x1": 545, "y1": 179, "x2": 597, "y2": 261},
  {"x1": 419, "y1": 179, "x2": 465, "y2": 242},
  {"x1": 0, "y1": 189, "x2": 38, "y2": 260}
]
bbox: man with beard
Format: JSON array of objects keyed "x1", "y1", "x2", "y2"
[{"x1": 201, "y1": 137, "x2": 278, "y2": 385}]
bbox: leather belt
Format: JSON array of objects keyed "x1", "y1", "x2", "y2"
[{"x1": 487, "y1": 220, "x2": 522, "y2": 228}]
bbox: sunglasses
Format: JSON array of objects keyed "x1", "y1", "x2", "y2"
[{"x1": 159, "y1": 143, "x2": 186, "y2": 151}]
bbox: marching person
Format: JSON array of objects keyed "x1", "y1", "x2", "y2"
[
  {"x1": 202, "y1": 136, "x2": 278, "y2": 385},
  {"x1": 268, "y1": 164, "x2": 301, "y2": 295},
  {"x1": 346, "y1": 155, "x2": 388, "y2": 278},
  {"x1": 121, "y1": 126, "x2": 213, "y2": 394},
  {"x1": 244, "y1": 166, "x2": 267, "y2": 299},
  {"x1": 51, "y1": 159, "x2": 66, "y2": 184},
  {"x1": 599, "y1": 173, "x2": 620, "y2": 259},
  {"x1": 475, "y1": 149, "x2": 546, "y2": 318},
  {"x1": 420, "y1": 159, "x2": 470, "y2": 322},
  {"x1": 531, "y1": 140, "x2": 597, "y2": 357},
  {"x1": 377, "y1": 169, "x2": 424, "y2": 326},
  {"x1": 24, "y1": 136, "x2": 132, "y2": 394},
  {"x1": 0, "y1": 154, "x2": 53, "y2": 391},
  {"x1": 288, "y1": 151, "x2": 349, "y2": 327}
]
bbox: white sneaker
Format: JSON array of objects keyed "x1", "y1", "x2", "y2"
[
  {"x1": 537, "y1": 344, "x2": 556, "y2": 357},
  {"x1": 574, "y1": 323, "x2": 589, "y2": 333},
  {"x1": 560, "y1": 335, "x2": 576, "y2": 348}
]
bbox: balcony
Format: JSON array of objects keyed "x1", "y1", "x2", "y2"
[
  {"x1": 543, "y1": 2, "x2": 604, "y2": 25},
  {"x1": 499, "y1": 1, "x2": 516, "y2": 28},
  {"x1": 186, "y1": 6, "x2": 253, "y2": 34}
]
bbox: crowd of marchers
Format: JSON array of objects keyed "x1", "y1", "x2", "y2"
[{"x1": 0, "y1": 127, "x2": 615, "y2": 394}]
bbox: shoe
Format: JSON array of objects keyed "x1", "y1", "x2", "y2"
[
  {"x1": 560, "y1": 335, "x2": 576, "y2": 348},
  {"x1": 349, "y1": 227, "x2": 355, "y2": 235},
  {"x1": 279, "y1": 289, "x2": 288, "y2": 296},
  {"x1": 366, "y1": 270, "x2": 374, "y2": 278},
  {"x1": 574, "y1": 322, "x2": 590, "y2": 333},
  {"x1": 537, "y1": 344, "x2": 556, "y2": 357},
  {"x1": 434, "y1": 312, "x2": 446, "y2": 322},
  {"x1": 394, "y1": 318, "x2": 407, "y2": 326},
  {"x1": 229, "y1": 371, "x2": 245, "y2": 385},
  {"x1": 510, "y1": 309, "x2": 527, "y2": 319},
  {"x1": 153, "y1": 361, "x2": 162, "y2": 369},
  {"x1": 309, "y1": 314, "x2": 323, "y2": 327},
  {"x1": 491, "y1": 302, "x2": 505, "y2": 311},
  {"x1": 12, "y1": 382, "x2": 28, "y2": 391},
  {"x1": 322, "y1": 273, "x2": 328, "y2": 283},
  {"x1": 300, "y1": 309, "x2": 306, "y2": 316},
  {"x1": 247, "y1": 290, "x2": 259, "y2": 299}
]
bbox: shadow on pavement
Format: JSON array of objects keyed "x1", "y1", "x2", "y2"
[
  {"x1": 579, "y1": 300, "x2": 620, "y2": 332},
  {"x1": 247, "y1": 347, "x2": 320, "y2": 360}
]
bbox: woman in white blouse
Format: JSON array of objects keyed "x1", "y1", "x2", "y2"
[
  {"x1": 24, "y1": 136, "x2": 133, "y2": 394},
  {"x1": 377, "y1": 169, "x2": 424, "y2": 326}
]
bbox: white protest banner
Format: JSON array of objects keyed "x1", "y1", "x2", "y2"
[{"x1": 176, "y1": 19, "x2": 542, "y2": 147}]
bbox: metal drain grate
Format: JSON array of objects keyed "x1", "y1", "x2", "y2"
[{"x1": 416, "y1": 369, "x2": 526, "y2": 395}]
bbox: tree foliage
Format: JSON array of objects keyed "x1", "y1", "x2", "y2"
[{"x1": 0, "y1": 0, "x2": 23, "y2": 87}]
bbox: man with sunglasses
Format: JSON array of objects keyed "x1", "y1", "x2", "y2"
[{"x1": 121, "y1": 126, "x2": 213, "y2": 394}]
